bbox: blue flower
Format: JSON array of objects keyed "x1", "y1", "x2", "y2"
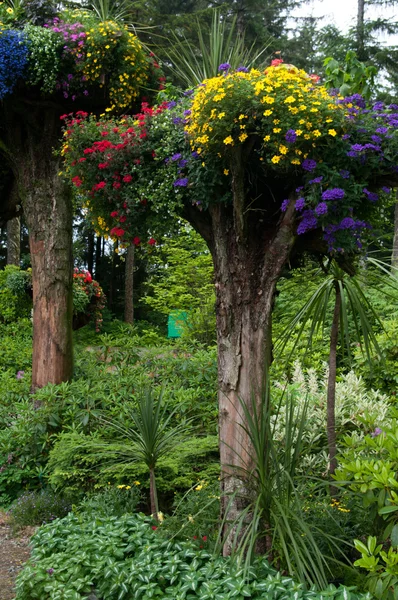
[
  {"x1": 0, "y1": 30, "x2": 30, "y2": 99},
  {"x1": 322, "y1": 188, "x2": 345, "y2": 201},
  {"x1": 315, "y1": 202, "x2": 328, "y2": 216},
  {"x1": 218, "y1": 63, "x2": 231, "y2": 72},
  {"x1": 301, "y1": 159, "x2": 317, "y2": 172},
  {"x1": 173, "y1": 178, "x2": 189, "y2": 187}
]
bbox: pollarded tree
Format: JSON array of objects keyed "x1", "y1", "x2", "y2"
[
  {"x1": 64, "y1": 63, "x2": 398, "y2": 551},
  {"x1": 0, "y1": 3, "x2": 161, "y2": 389}
]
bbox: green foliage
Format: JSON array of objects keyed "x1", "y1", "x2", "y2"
[
  {"x1": 15, "y1": 511, "x2": 371, "y2": 600},
  {"x1": 76, "y1": 483, "x2": 142, "y2": 518},
  {"x1": 324, "y1": 51, "x2": 377, "y2": 99},
  {"x1": 354, "y1": 536, "x2": 398, "y2": 600},
  {"x1": 0, "y1": 265, "x2": 31, "y2": 323},
  {"x1": 144, "y1": 226, "x2": 214, "y2": 323},
  {"x1": 24, "y1": 24, "x2": 62, "y2": 93},
  {"x1": 166, "y1": 8, "x2": 271, "y2": 88},
  {"x1": 8, "y1": 489, "x2": 72, "y2": 529}
]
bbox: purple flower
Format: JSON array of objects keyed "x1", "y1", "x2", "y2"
[
  {"x1": 236, "y1": 66, "x2": 249, "y2": 73},
  {"x1": 173, "y1": 117, "x2": 183, "y2": 125},
  {"x1": 315, "y1": 202, "x2": 328, "y2": 216},
  {"x1": 309, "y1": 176, "x2": 323, "y2": 185},
  {"x1": 302, "y1": 159, "x2": 317, "y2": 172},
  {"x1": 340, "y1": 170, "x2": 350, "y2": 179},
  {"x1": 373, "y1": 101, "x2": 384, "y2": 111},
  {"x1": 371, "y1": 427, "x2": 383, "y2": 437},
  {"x1": 371, "y1": 135, "x2": 381, "y2": 144},
  {"x1": 322, "y1": 188, "x2": 345, "y2": 201},
  {"x1": 173, "y1": 178, "x2": 189, "y2": 187},
  {"x1": 389, "y1": 104, "x2": 398, "y2": 110},
  {"x1": 16, "y1": 371, "x2": 24, "y2": 379},
  {"x1": 339, "y1": 217, "x2": 355, "y2": 229},
  {"x1": 342, "y1": 134, "x2": 351, "y2": 140},
  {"x1": 218, "y1": 63, "x2": 231, "y2": 72},
  {"x1": 167, "y1": 100, "x2": 177, "y2": 109},
  {"x1": 47, "y1": 569, "x2": 54, "y2": 575},
  {"x1": 376, "y1": 127, "x2": 388, "y2": 134},
  {"x1": 171, "y1": 153, "x2": 182, "y2": 161},
  {"x1": 363, "y1": 188, "x2": 379, "y2": 202},
  {"x1": 295, "y1": 197, "x2": 305, "y2": 211},
  {"x1": 183, "y1": 89, "x2": 194, "y2": 96},
  {"x1": 67, "y1": 73, "x2": 73, "y2": 81},
  {"x1": 285, "y1": 129, "x2": 297, "y2": 143},
  {"x1": 183, "y1": 109, "x2": 191, "y2": 116},
  {"x1": 191, "y1": 151, "x2": 199, "y2": 158},
  {"x1": 178, "y1": 159, "x2": 188, "y2": 168},
  {"x1": 351, "y1": 144, "x2": 364, "y2": 152},
  {"x1": 83, "y1": 90, "x2": 89, "y2": 96},
  {"x1": 281, "y1": 199, "x2": 290, "y2": 212},
  {"x1": 297, "y1": 210, "x2": 318, "y2": 235},
  {"x1": 382, "y1": 186, "x2": 391, "y2": 194}
]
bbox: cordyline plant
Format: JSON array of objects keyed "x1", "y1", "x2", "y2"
[{"x1": 63, "y1": 61, "x2": 398, "y2": 554}]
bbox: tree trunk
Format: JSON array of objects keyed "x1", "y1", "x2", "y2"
[
  {"x1": 87, "y1": 231, "x2": 95, "y2": 275},
  {"x1": 3, "y1": 102, "x2": 74, "y2": 390},
  {"x1": 149, "y1": 467, "x2": 159, "y2": 518},
  {"x1": 7, "y1": 216, "x2": 21, "y2": 266},
  {"x1": 95, "y1": 235, "x2": 102, "y2": 279},
  {"x1": 356, "y1": 0, "x2": 366, "y2": 60},
  {"x1": 327, "y1": 283, "x2": 341, "y2": 483},
  {"x1": 124, "y1": 244, "x2": 134, "y2": 324},
  {"x1": 392, "y1": 195, "x2": 398, "y2": 269},
  {"x1": 207, "y1": 199, "x2": 296, "y2": 555}
]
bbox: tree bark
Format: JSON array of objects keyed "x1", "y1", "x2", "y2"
[
  {"x1": 327, "y1": 283, "x2": 341, "y2": 483},
  {"x1": 356, "y1": 0, "x2": 366, "y2": 60},
  {"x1": 392, "y1": 195, "x2": 398, "y2": 269},
  {"x1": 124, "y1": 244, "x2": 135, "y2": 324},
  {"x1": 2, "y1": 101, "x2": 74, "y2": 390},
  {"x1": 7, "y1": 216, "x2": 21, "y2": 266},
  {"x1": 206, "y1": 198, "x2": 296, "y2": 555},
  {"x1": 87, "y1": 230, "x2": 95, "y2": 275}
]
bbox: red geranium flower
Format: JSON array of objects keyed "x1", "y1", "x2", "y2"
[
  {"x1": 148, "y1": 238, "x2": 156, "y2": 246},
  {"x1": 123, "y1": 174, "x2": 133, "y2": 183},
  {"x1": 110, "y1": 211, "x2": 118, "y2": 218},
  {"x1": 133, "y1": 236, "x2": 141, "y2": 246}
]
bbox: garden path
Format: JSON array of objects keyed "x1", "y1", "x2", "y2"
[{"x1": 0, "y1": 512, "x2": 32, "y2": 600}]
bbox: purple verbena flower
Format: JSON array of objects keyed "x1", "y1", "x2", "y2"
[
  {"x1": 309, "y1": 176, "x2": 323, "y2": 185},
  {"x1": 371, "y1": 427, "x2": 383, "y2": 437},
  {"x1": 295, "y1": 197, "x2": 305, "y2": 211},
  {"x1": 171, "y1": 153, "x2": 182, "y2": 161},
  {"x1": 285, "y1": 129, "x2": 297, "y2": 143},
  {"x1": 302, "y1": 159, "x2": 317, "y2": 172},
  {"x1": 173, "y1": 178, "x2": 189, "y2": 187},
  {"x1": 340, "y1": 170, "x2": 350, "y2": 179},
  {"x1": 218, "y1": 63, "x2": 231, "y2": 72},
  {"x1": 315, "y1": 202, "x2": 328, "y2": 216},
  {"x1": 281, "y1": 199, "x2": 290, "y2": 212},
  {"x1": 297, "y1": 210, "x2": 318, "y2": 235},
  {"x1": 236, "y1": 66, "x2": 249, "y2": 73},
  {"x1": 16, "y1": 371, "x2": 24, "y2": 379},
  {"x1": 363, "y1": 188, "x2": 379, "y2": 202},
  {"x1": 322, "y1": 188, "x2": 345, "y2": 201}
]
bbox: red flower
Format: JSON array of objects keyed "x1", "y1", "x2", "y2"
[
  {"x1": 151, "y1": 526, "x2": 157, "y2": 530},
  {"x1": 123, "y1": 174, "x2": 133, "y2": 183},
  {"x1": 94, "y1": 181, "x2": 106, "y2": 191},
  {"x1": 76, "y1": 111, "x2": 88, "y2": 118},
  {"x1": 113, "y1": 182, "x2": 121, "y2": 189},
  {"x1": 271, "y1": 58, "x2": 284, "y2": 66},
  {"x1": 83, "y1": 148, "x2": 95, "y2": 155},
  {"x1": 119, "y1": 216, "x2": 127, "y2": 223},
  {"x1": 72, "y1": 176, "x2": 82, "y2": 188},
  {"x1": 110, "y1": 227, "x2": 125, "y2": 237},
  {"x1": 202, "y1": 536, "x2": 207, "y2": 542},
  {"x1": 309, "y1": 74, "x2": 320, "y2": 83},
  {"x1": 78, "y1": 157, "x2": 86, "y2": 163},
  {"x1": 110, "y1": 211, "x2": 118, "y2": 218},
  {"x1": 148, "y1": 238, "x2": 156, "y2": 246},
  {"x1": 98, "y1": 162, "x2": 109, "y2": 169},
  {"x1": 133, "y1": 236, "x2": 141, "y2": 246},
  {"x1": 84, "y1": 272, "x2": 92, "y2": 283}
]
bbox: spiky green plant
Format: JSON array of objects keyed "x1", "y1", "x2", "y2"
[{"x1": 165, "y1": 9, "x2": 271, "y2": 89}]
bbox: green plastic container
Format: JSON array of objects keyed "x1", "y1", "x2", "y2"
[{"x1": 167, "y1": 311, "x2": 188, "y2": 338}]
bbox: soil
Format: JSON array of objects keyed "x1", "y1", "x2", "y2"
[{"x1": 0, "y1": 512, "x2": 33, "y2": 600}]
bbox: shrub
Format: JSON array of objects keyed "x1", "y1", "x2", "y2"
[
  {"x1": 76, "y1": 483, "x2": 142, "y2": 518},
  {"x1": 15, "y1": 512, "x2": 371, "y2": 600},
  {"x1": 8, "y1": 489, "x2": 72, "y2": 529}
]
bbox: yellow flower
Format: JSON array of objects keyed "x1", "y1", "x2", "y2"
[
  {"x1": 223, "y1": 136, "x2": 234, "y2": 145},
  {"x1": 313, "y1": 130, "x2": 321, "y2": 137},
  {"x1": 291, "y1": 158, "x2": 300, "y2": 165},
  {"x1": 218, "y1": 112, "x2": 226, "y2": 119},
  {"x1": 273, "y1": 119, "x2": 280, "y2": 124},
  {"x1": 273, "y1": 128, "x2": 281, "y2": 133},
  {"x1": 195, "y1": 484, "x2": 203, "y2": 491},
  {"x1": 271, "y1": 155, "x2": 282, "y2": 164},
  {"x1": 238, "y1": 114, "x2": 246, "y2": 120},
  {"x1": 239, "y1": 132, "x2": 248, "y2": 142},
  {"x1": 6, "y1": 7, "x2": 13, "y2": 13},
  {"x1": 263, "y1": 135, "x2": 271, "y2": 142},
  {"x1": 125, "y1": 485, "x2": 131, "y2": 490},
  {"x1": 328, "y1": 129, "x2": 337, "y2": 136},
  {"x1": 224, "y1": 169, "x2": 229, "y2": 175},
  {"x1": 188, "y1": 515, "x2": 195, "y2": 523},
  {"x1": 284, "y1": 95, "x2": 296, "y2": 103},
  {"x1": 279, "y1": 145, "x2": 288, "y2": 154},
  {"x1": 157, "y1": 511, "x2": 164, "y2": 522},
  {"x1": 263, "y1": 96, "x2": 275, "y2": 104},
  {"x1": 134, "y1": 480, "x2": 140, "y2": 485},
  {"x1": 117, "y1": 484, "x2": 126, "y2": 489},
  {"x1": 263, "y1": 109, "x2": 273, "y2": 117}
]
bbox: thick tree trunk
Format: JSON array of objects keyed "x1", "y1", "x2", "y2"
[
  {"x1": 7, "y1": 216, "x2": 21, "y2": 266},
  {"x1": 327, "y1": 283, "x2": 341, "y2": 483},
  {"x1": 391, "y1": 196, "x2": 398, "y2": 269},
  {"x1": 124, "y1": 244, "x2": 134, "y2": 324},
  {"x1": 4, "y1": 102, "x2": 74, "y2": 390},
  {"x1": 207, "y1": 199, "x2": 296, "y2": 555}
]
